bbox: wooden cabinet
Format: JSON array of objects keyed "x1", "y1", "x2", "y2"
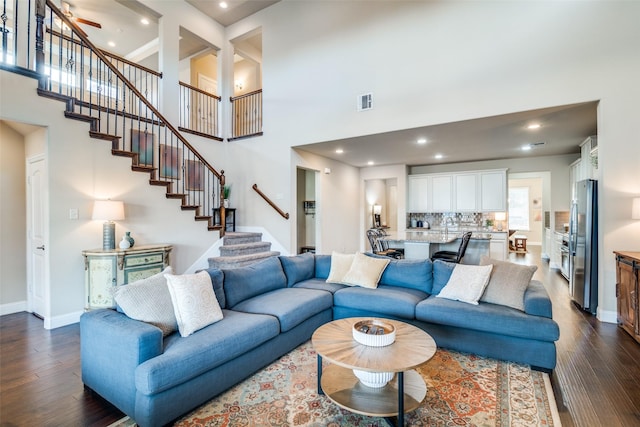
[
  {"x1": 454, "y1": 173, "x2": 479, "y2": 212},
  {"x1": 615, "y1": 251, "x2": 640, "y2": 343},
  {"x1": 480, "y1": 170, "x2": 507, "y2": 211},
  {"x1": 430, "y1": 175, "x2": 453, "y2": 212},
  {"x1": 82, "y1": 244, "x2": 172, "y2": 310},
  {"x1": 407, "y1": 169, "x2": 506, "y2": 213},
  {"x1": 488, "y1": 232, "x2": 508, "y2": 261},
  {"x1": 408, "y1": 175, "x2": 429, "y2": 212}
]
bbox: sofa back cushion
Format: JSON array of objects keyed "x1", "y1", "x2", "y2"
[
  {"x1": 432, "y1": 259, "x2": 456, "y2": 295},
  {"x1": 203, "y1": 268, "x2": 226, "y2": 308},
  {"x1": 223, "y1": 257, "x2": 287, "y2": 308},
  {"x1": 279, "y1": 253, "x2": 315, "y2": 287},
  {"x1": 314, "y1": 254, "x2": 331, "y2": 279},
  {"x1": 364, "y1": 253, "x2": 433, "y2": 293}
]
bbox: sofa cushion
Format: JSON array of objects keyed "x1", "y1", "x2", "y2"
[
  {"x1": 341, "y1": 252, "x2": 390, "y2": 288},
  {"x1": 315, "y1": 254, "x2": 331, "y2": 279},
  {"x1": 326, "y1": 252, "x2": 355, "y2": 284},
  {"x1": 292, "y1": 278, "x2": 347, "y2": 294},
  {"x1": 165, "y1": 271, "x2": 224, "y2": 337},
  {"x1": 231, "y1": 288, "x2": 333, "y2": 332},
  {"x1": 112, "y1": 266, "x2": 177, "y2": 336},
  {"x1": 223, "y1": 257, "x2": 286, "y2": 308},
  {"x1": 524, "y1": 280, "x2": 553, "y2": 318},
  {"x1": 333, "y1": 285, "x2": 428, "y2": 319},
  {"x1": 135, "y1": 310, "x2": 279, "y2": 395},
  {"x1": 203, "y1": 268, "x2": 226, "y2": 309},
  {"x1": 479, "y1": 256, "x2": 537, "y2": 311},
  {"x1": 415, "y1": 296, "x2": 560, "y2": 342},
  {"x1": 436, "y1": 264, "x2": 493, "y2": 305},
  {"x1": 365, "y1": 253, "x2": 433, "y2": 293},
  {"x1": 279, "y1": 253, "x2": 315, "y2": 287},
  {"x1": 432, "y1": 260, "x2": 456, "y2": 295}
]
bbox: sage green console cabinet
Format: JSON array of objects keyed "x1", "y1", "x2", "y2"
[{"x1": 82, "y1": 244, "x2": 172, "y2": 310}]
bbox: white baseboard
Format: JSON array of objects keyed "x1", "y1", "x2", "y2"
[
  {"x1": 44, "y1": 310, "x2": 82, "y2": 329},
  {"x1": 0, "y1": 300, "x2": 28, "y2": 316},
  {"x1": 597, "y1": 308, "x2": 617, "y2": 324}
]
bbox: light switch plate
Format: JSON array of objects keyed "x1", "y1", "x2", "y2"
[{"x1": 69, "y1": 208, "x2": 79, "y2": 220}]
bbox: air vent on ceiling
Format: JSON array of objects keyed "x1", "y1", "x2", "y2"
[{"x1": 357, "y1": 93, "x2": 373, "y2": 111}]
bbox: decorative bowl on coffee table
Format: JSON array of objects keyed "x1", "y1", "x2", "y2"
[{"x1": 352, "y1": 319, "x2": 396, "y2": 347}]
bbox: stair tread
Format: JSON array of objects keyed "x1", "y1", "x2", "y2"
[
  {"x1": 91, "y1": 131, "x2": 120, "y2": 141},
  {"x1": 213, "y1": 251, "x2": 280, "y2": 261},
  {"x1": 221, "y1": 241, "x2": 271, "y2": 250},
  {"x1": 112, "y1": 149, "x2": 136, "y2": 158}
]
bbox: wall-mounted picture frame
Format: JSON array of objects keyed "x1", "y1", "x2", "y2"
[
  {"x1": 160, "y1": 144, "x2": 181, "y2": 180},
  {"x1": 186, "y1": 159, "x2": 204, "y2": 191},
  {"x1": 131, "y1": 129, "x2": 154, "y2": 167}
]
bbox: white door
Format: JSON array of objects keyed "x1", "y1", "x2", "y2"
[{"x1": 27, "y1": 155, "x2": 47, "y2": 318}]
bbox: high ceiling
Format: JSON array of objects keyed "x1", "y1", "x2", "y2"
[
  {"x1": 296, "y1": 102, "x2": 598, "y2": 168},
  {"x1": 50, "y1": 1, "x2": 598, "y2": 168}
]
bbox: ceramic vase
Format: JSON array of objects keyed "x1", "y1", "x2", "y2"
[
  {"x1": 125, "y1": 231, "x2": 135, "y2": 248},
  {"x1": 119, "y1": 236, "x2": 131, "y2": 249}
]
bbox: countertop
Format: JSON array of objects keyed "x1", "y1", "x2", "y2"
[{"x1": 383, "y1": 230, "x2": 492, "y2": 243}]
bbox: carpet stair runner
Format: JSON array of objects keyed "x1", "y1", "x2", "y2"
[{"x1": 208, "y1": 232, "x2": 279, "y2": 269}]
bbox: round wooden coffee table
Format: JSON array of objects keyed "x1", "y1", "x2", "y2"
[{"x1": 311, "y1": 317, "x2": 436, "y2": 425}]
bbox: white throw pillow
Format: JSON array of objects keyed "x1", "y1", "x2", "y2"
[
  {"x1": 436, "y1": 264, "x2": 493, "y2": 305},
  {"x1": 326, "y1": 252, "x2": 355, "y2": 284},
  {"x1": 112, "y1": 266, "x2": 177, "y2": 336},
  {"x1": 341, "y1": 252, "x2": 391, "y2": 289},
  {"x1": 479, "y1": 256, "x2": 537, "y2": 311},
  {"x1": 165, "y1": 271, "x2": 224, "y2": 337}
]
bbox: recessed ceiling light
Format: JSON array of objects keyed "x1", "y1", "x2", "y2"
[
  {"x1": 367, "y1": 161, "x2": 374, "y2": 166},
  {"x1": 108, "y1": 41, "x2": 116, "y2": 47},
  {"x1": 219, "y1": 1, "x2": 228, "y2": 8},
  {"x1": 527, "y1": 123, "x2": 541, "y2": 130},
  {"x1": 522, "y1": 145, "x2": 532, "y2": 151},
  {"x1": 140, "y1": 18, "x2": 149, "y2": 25},
  {"x1": 434, "y1": 154, "x2": 443, "y2": 159},
  {"x1": 417, "y1": 138, "x2": 427, "y2": 145},
  {"x1": 522, "y1": 141, "x2": 545, "y2": 151},
  {"x1": 335, "y1": 149, "x2": 344, "y2": 154}
]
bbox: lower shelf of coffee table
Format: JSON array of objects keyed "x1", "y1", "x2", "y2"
[{"x1": 320, "y1": 364, "x2": 427, "y2": 417}]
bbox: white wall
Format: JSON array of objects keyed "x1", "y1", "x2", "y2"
[
  {"x1": 224, "y1": 1, "x2": 640, "y2": 322},
  {"x1": 0, "y1": 122, "x2": 27, "y2": 311}
]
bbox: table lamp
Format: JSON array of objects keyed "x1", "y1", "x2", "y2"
[
  {"x1": 494, "y1": 212, "x2": 506, "y2": 231},
  {"x1": 92, "y1": 200, "x2": 125, "y2": 250}
]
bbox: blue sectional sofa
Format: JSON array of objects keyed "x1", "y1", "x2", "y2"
[{"x1": 80, "y1": 253, "x2": 559, "y2": 427}]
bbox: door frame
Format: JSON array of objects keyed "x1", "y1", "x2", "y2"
[{"x1": 26, "y1": 153, "x2": 50, "y2": 322}]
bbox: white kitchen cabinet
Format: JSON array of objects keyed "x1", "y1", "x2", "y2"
[
  {"x1": 430, "y1": 175, "x2": 453, "y2": 212},
  {"x1": 488, "y1": 232, "x2": 507, "y2": 260},
  {"x1": 569, "y1": 160, "x2": 580, "y2": 202},
  {"x1": 454, "y1": 173, "x2": 479, "y2": 212},
  {"x1": 480, "y1": 170, "x2": 507, "y2": 211},
  {"x1": 407, "y1": 174, "x2": 429, "y2": 212},
  {"x1": 550, "y1": 231, "x2": 563, "y2": 270},
  {"x1": 82, "y1": 244, "x2": 172, "y2": 310}
]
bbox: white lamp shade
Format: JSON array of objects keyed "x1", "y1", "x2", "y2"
[
  {"x1": 92, "y1": 200, "x2": 125, "y2": 221},
  {"x1": 494, "y1": 212, "x2": 507, "y2": 221},
  {"x1": 632, "y1": 198, "x2": 640, "y2": 220},
  {"x1": 373, "y1": 204, "x2": 382, "y2": 215}
]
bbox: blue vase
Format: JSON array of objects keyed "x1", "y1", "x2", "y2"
[{"x1": 125, "y1": 231, "x2": 135, "y2": 248}]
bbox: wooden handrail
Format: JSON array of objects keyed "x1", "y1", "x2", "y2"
[
  {"x1": 45, "y1": 28, "x2": 163, "y2": 78},
  {"x1": 44, "y1": 0, "x2": 222, "y2": 180},
  {"x1": 252, "y1": 184, "x2": 289, "y2": 220},
  {"x1": 179, "y1": 81, "x2": 221, "y2": 101},
  {"x1": 230, "y1": 88, "x2": 262, "y2": 102}
]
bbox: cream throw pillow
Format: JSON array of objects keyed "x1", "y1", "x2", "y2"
[
  {"x1": 326, "y1": 252, "x2": 355, "y2": 284},
  {"x1": 479, "y1": 256, "x2": 537, "y2": 311},
  {"x1": 341, "y1": 252, "x2": 391, "y2": 289},
  {"x1": 112, "y1": 266, "x2": 177, "y2": 336},
  {"x1": 165, "y1": 271, "x2": 224, "y2": 337},
  {"x1": 436, "y1": 263, "x2": 493, "y2": 305}
]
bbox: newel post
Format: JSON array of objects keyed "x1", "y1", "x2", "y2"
[
  {"x1": 35, "y1": 0, "x2": 45, "y2": 88},
  {"x1": 219, "y1": 170, "x2": 226, "y2": 237}
]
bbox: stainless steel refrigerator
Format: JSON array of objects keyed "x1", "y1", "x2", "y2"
[{"x1": 569, "y1": 179, "x2": 598, "y2": 314}]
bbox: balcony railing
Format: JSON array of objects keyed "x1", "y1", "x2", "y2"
[
  {"x1": 230, "y1": 89, "x2": 263, "y2": 141},
  {"x1": 178, "y1": 81, "x2": 222, "y2": 141}
]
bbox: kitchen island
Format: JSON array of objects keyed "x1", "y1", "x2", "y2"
[{"x1": 383, "y1": 230, "x2": 492, "y2": 263}]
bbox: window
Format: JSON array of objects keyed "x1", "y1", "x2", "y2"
[{"x1": 508, "y1": 187, "x2": 530, "y2": 230}]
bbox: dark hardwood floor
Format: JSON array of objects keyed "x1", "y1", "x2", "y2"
[{"x1": 1, "y1": 246, "x2": 640, "y2": 426}]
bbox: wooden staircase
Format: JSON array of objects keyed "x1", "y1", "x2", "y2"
[{"x1": 208, "y1": 232, "x2": 280, "y2": 269}]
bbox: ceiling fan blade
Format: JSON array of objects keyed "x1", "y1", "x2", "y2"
[{"x1": 75, "y1": 17, "x2": 102, "y2": 29}]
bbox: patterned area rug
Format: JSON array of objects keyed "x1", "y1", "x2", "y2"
[{"x1": 162, "y1": 341, "x2": 559, "y2": 427}]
